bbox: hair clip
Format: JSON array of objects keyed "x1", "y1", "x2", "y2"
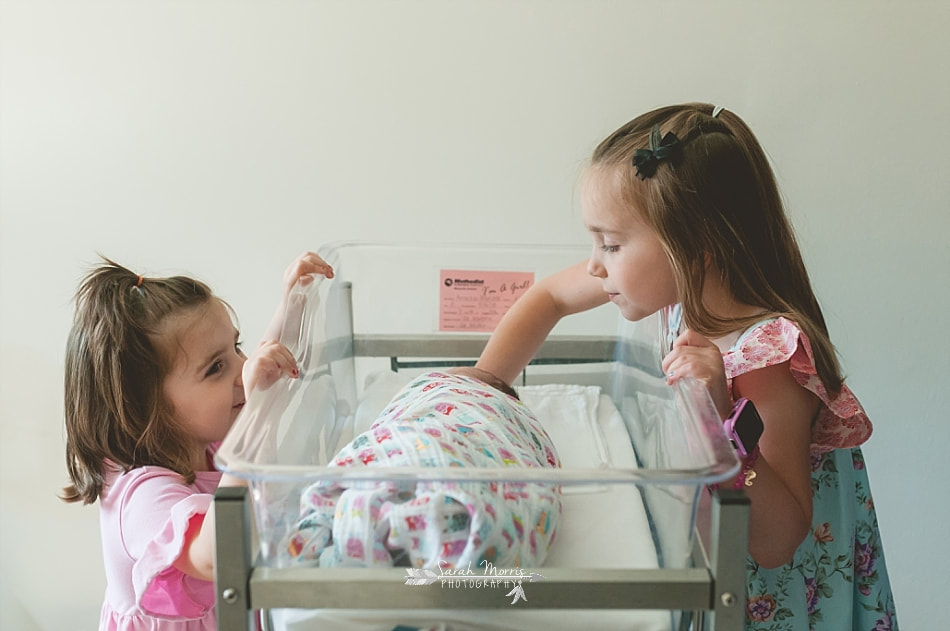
[
  {"x1": 131, "y1": 274, "x2": 145, "y2": 298},
  {"x1": 632, "y1": 125, "x2": 682, "y2": 180}
]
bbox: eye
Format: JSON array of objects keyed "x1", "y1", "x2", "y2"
[
  {"x1": 205, "y1": 359, "x2": 225, "y2": 377},
  {"x1": 601, "y1": 244, "x2": 620, "y2": 253}
]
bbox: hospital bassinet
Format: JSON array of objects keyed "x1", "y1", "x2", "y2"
[{"x1": 214, "y1": 242, "x2": 749, "y2": 631}]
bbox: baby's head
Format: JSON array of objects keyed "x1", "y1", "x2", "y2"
[
  {"x1": 63, "y1": 258, "x2": 237, "y2": 504},
  {"x1": 584, "y1": 102, "x2": 811, "y2": 337},
  {"x1": 448, "y1": 366, "x2": 520, "y2": 399}
]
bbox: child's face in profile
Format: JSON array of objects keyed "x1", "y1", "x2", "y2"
[
  {"x1": 582, "y1": 167, "x2": 678, "y2": 322},
  {"x1": 161, "y1": 299, "x2": 247, "y2": 466}
]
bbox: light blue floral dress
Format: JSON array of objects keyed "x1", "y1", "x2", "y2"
[{"x1": 723, "y1": 318, "x2": 898, "y2": 631}]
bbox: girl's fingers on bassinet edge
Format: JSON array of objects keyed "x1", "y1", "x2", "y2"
[
  {"x1": 283, "y1": 251, "x2": 335, "y2": 292},
  {"x1": 661, "y1": 330, "x2": 731, "y2": 418},
  {"x1": 243, "y1": 340, "x2": 300, "y2": 393}
]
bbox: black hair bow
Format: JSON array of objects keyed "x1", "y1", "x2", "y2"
[{"x1": 632, "y1": 125, "x2": 682, "y2": 180}]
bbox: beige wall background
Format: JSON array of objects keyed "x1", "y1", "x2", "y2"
[{"x1": 1, "y1": 1, "x2": 947, "y2": 629}]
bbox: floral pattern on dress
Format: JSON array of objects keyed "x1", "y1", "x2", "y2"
[
  {"x1": 722, "y1": 317, "x2": 872, "y2": 453},
  {"x1": 723, "y1": 319, "x2": 898, "y2": 630},
  {"x1": 742, "y1": 450, "x2": 898, "y2": 631}
]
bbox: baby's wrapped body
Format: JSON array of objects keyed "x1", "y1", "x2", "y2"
[{"x1": 284, "y1": 370, "x2": 561, "y2": 569}]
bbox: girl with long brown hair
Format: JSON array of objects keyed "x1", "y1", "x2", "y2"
[{"x1": 476, "y1": 103, "x2": 897, "y2": 630}]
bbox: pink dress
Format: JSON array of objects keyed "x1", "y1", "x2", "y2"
[{"x1": 98, "y1": 452, "x2": 221, "y2": 631}]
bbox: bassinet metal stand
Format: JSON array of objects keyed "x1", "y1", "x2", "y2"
[{"x1": 214, "y1": 486, "x2": 749, "y2": 631}]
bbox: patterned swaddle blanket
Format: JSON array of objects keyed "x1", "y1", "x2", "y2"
[{"x1": 283, "y1": 371, "x2": 561, "y2": 569}]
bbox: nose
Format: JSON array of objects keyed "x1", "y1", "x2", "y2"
[
  {"x1": 234, "y1": 353, "x2": 247, "y2": 389},
  {"x1": 587, "y1": 251, "x2": 606, "y2": 278}
]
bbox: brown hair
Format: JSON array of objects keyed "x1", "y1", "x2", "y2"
[
  {"x1": 591, "y1": 103, "x2": 843, "y2": 396},
  {"x1": 62, "y1": 258, "x2": 219, "y2": 504}
]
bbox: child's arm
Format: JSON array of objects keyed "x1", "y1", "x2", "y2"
[
  {"x1": 173, "y1": 342, "x2": 302, "y2": 581},
  {"x1": 169, "y1": 255, "x2": 333, "y2": 582},
  {"x1": 475, "y1": 260, "x2": 608, "y2": 385},
  {"x1": 663, "y1": 330, "x2": 817, "y2": 568},
  {"x1": 730, "y1": 363, "x2": 816, "y2": 568},
  {"x1": 261, "y1": 251, "x2": 334, "y2": 343},
  {"x1": 171, "y1": 472, "x2": 246, "y2": 582}
]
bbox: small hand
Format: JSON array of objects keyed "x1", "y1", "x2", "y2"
[
  {"x1": 282, "y1": 251, "x2": 334, "y2": 298},
  {"x1": 661, "y1": 329, "x2": 732, "y2": 419},
  {"x1": 242, "y1": 340, "x2": 300, "y2": 394},
  {"x1": 260, "y1": 252, "x2": 334, "y2": 345}
]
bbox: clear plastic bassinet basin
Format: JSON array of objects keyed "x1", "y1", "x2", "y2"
[{"x1": 215, "y1": 242, "x2": 740, "y2": 573}]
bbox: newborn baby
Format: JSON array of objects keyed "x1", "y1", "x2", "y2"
[{"x1": 283, "y1": 367, "x2": 561, "y2": 569}]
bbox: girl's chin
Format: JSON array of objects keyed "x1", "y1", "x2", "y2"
[{"x1": 616, "y1": 303, "x2": 653, "y2": 323}]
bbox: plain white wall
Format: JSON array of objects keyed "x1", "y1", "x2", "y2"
[{"x1": 1, "y1": 1, "x2": 947, "y2": 629}]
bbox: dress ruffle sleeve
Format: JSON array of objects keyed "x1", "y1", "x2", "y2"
[
  {"x1": 722, "y1": 317, "x2": 872, "y2": 452},
  {"x1": 123, "y1": 473, "x2": 217, "y2": 620}
]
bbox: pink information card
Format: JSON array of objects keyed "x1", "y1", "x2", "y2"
[{"x1": 438, "y1": 269, "x2": 535, "y2": 332}]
